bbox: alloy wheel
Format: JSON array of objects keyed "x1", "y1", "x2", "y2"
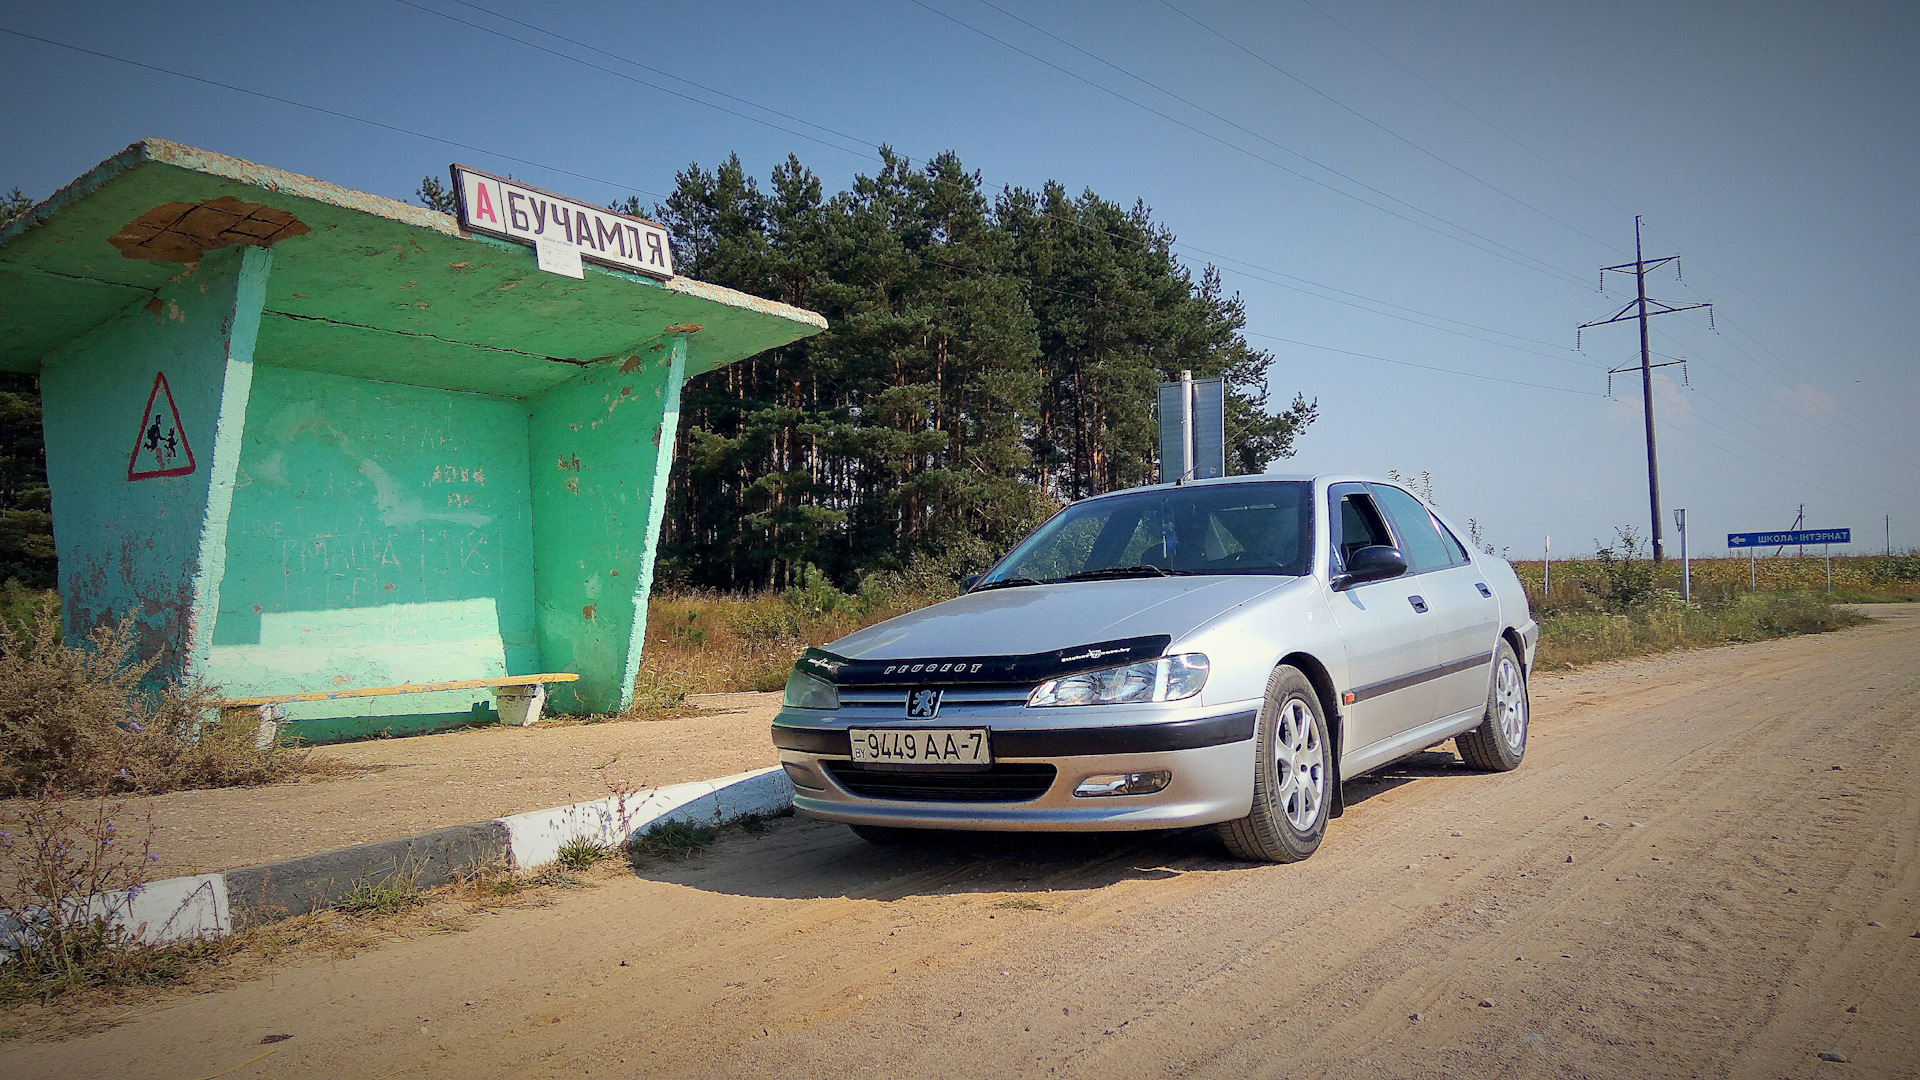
[
  {"x1": 1494, "y1": 656, "x2": 1527, "y2": 751},
  {"x1": 1273, "y1": 697, "x2": 1325, "y2": 831}
]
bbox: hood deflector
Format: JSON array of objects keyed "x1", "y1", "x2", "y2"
[{"x1": 797, "y1": 635, "x2": 1172, "y2": 688}]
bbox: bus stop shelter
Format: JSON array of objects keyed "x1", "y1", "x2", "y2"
[{"x1": 0, "y1": 140, "x2": 824, "y2": 739}]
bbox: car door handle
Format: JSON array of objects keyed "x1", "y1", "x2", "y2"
[
  {"x1": 1475, "y1": 582, "x2": 1493, "y2": 598},
  {"x1": 1408, "y1": 595, "x2": 1428, "y2": 613}
]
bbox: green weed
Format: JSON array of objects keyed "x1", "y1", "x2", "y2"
[
  {"x1": 626, "y1": 820, "x2": 720, "y2": 861},
  {"x1": 553, "y1": 837, "x2": 613, "y2": 871},
  {"x1": 335, "y1": 874, "x2": 424, "y2": 916}
]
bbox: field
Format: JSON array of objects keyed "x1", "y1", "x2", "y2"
[{"x1": 629, "y1": 552, "x2": 1918, "y2": 706}]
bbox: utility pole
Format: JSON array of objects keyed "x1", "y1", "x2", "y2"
[{"x1": 1578, "y1": 217, "x2": 1712, "y2": 563}]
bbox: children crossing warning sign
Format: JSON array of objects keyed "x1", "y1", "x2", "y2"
[{"x1": 127, "y1": 371, "x2": 196, "y2": 480}]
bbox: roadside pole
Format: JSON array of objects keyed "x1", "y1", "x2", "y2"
[
  {"x1": 1750, "y1": 547, "x2": 1756, "y2": 591},
  {"x1": 1826, "y1": 544, "x2": 1832, "y2": 593},
  {"x1": 1675, "y1": 509, "x2": 1691, "y2": 602},
  {"x1": 1543, "y1": 534, "x2": 1551, "y2": 597}
]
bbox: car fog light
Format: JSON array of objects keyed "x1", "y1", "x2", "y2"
[
  {"x1": 1072, "y1": 770, "x2": 1172, "y2": 797},
  {"x1": 781, "y1": 761, "x2": 826, "y2": 791}
]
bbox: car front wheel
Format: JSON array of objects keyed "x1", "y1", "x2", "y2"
[
  {"x1": 1218, "y1": 665, "x2": 1330, "y2": 863},
  {"x1": 1456, "y1": 638, "x2": 1528, "y2": 771}
]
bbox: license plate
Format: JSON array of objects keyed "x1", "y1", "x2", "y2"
[{"x1": 849, "y1": 727, "x2": 991, "y2": 765}]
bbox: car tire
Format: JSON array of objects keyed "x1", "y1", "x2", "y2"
[
  {"x1": 848, "y1": 824, "x2": 925, "y2": 845},
  {"x1": 1217, "y1": 665, "x2": 1330, "y2": 863},
  {"x1": 1456, "y1": 638, "x2": 1528, "y2": 772}
]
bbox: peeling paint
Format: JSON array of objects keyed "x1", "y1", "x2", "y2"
[
  {"x1": 109, "y1": 197, "x2": 310, "y2": 268},
  {"x1": 581, "y1": 604, "x2": 596, "y2": 621}
]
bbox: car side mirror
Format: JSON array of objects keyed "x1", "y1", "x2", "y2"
[
  {"x1": 960, "y1": 573, "x2": 983, "y2": 592},
  {"x1": 1333, "y1": 545, "x2": 1407, "y2": 591}
]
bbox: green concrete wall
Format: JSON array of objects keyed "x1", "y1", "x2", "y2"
[
  {"x1": 526, "y1": 337, "x2": 686, "y2": 713},
  {"x1": 40, "y1": 245, "x2": 268, "y2": 682},
  {"x1": 202, "y1": 366, "x2": 537, "y2": 725}
]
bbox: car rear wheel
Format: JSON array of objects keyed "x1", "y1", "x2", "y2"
[
  {"x1": 1456, "y1": 638, "x2": 1528, "y2": 772},
  {"x1": 1218, "y1": 665, "x2": 1329, "y2": 863}
]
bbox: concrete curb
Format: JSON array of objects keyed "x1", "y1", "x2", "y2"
[{"x1": 41, "y1": 766, "x2": 794, "y2": 948}]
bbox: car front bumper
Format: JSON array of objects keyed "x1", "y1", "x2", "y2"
[{"x1": 772, "y1": 703, "x2": 1259, "y2": 832}]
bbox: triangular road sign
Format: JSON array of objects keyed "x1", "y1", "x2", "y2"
[{"x1": 127, "y1": 371, "x2": 196, "y2": 480}]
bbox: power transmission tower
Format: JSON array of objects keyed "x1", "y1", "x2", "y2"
[{"x1": 1578, "y1": 217, "x2": 1713, "y2": 563}]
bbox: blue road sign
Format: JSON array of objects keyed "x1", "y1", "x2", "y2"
[{"x1": 1727, "y1": 528, "x2": 1851, "y2": 548}]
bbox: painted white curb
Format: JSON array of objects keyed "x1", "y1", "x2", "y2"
[
  {"x1": 4, "y1": 767, "x2": 794, "y2": 952},
  {"x1": 1, "y1": 873, "x2": 228, "y2": 960},
  {"x1": 498, "y1": 766, "x2": 795, "y2": 870},
  {"x1": 104, "y1": 872, "x2": 230, "y2": 944}
]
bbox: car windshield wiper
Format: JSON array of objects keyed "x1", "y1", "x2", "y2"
[
  {"x1": 1057, "y1": 565, "x2": 1198, "y2": 582},
  {"x1": 970, "y1": 575, "x2": 1050, "y2": 592}
]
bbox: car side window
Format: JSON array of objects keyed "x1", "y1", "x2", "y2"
[
  {"x1": 1330, "y1": 490, "x2": 1394, "y2": 571},
  {"x1": 1434, "y1": 518, "x2": 1472, "y2": 565},
  {"x1": 1369, "y1": 484, "x2": 1457, "y2": 575}
]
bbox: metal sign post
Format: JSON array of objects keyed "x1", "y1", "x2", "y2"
[
  {"x1": 1156, "y1": 371, "x2": 1225, "y2": 482},
  {"x1": 1674, "y1": 508, "x2": 1690, "y2": 602},
  {"x1": 1728, "y1": 529, "x2": 1850, "y2": 593}
]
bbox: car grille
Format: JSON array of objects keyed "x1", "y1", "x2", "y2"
[{"x1": 822, "y1": 762, "x2": 1058, "y2": 803}]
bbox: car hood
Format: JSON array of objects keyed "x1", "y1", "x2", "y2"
[{"x1": 828, "y1": 576, "x2": 1303, "y2": 660}]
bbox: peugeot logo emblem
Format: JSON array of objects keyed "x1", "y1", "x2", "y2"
[{"x1": 906, "y1": 689, "x2": 943, "y2": 719}]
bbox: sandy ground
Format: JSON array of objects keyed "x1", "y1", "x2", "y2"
[
  {"x1": 42, "y1": 694, "x2": 784, "y2": 876},
  {"x1": 6, "y1": 606, "x2": 1918, "y2": 1079}
]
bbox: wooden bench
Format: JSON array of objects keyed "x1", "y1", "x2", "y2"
[{"x1": 219, "y1": 673, "x2": 581, "y2": 747}]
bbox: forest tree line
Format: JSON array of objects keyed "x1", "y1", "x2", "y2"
[{"x1": 618, "y1": 149, "x2": 1316, "y2": 591}]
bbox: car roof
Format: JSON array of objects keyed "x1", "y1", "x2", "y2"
[{"x1": 1072, "y1": 473, "x2": 1406, "y2": 504}]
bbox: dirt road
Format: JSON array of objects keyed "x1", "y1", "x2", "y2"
[{"x1": 9, "y1": 607, "x2": 1919, "y2": 1079}]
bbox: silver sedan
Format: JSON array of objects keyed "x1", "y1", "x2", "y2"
[{"x1": 771, "y1": 474, "x2": 1537, "y2": 862}]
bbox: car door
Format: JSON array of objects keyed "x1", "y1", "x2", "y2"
[
  {"x1": 1324, "y1": 483, "x2": 1439, "y2": 757},
  {"x1": 1370, "y1": 484, "x2": 1501, "y2": 721}
]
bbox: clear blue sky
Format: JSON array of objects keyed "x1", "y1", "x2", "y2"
[{"x1": 4, "y1": 0, "x2": 1915, "y2": 558}]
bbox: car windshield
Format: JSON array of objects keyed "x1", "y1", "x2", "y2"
[{"x1": 980, "y1": 481, "x2": 1314, "y2": 585}]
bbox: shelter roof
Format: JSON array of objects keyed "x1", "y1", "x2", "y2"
[{"x1": 0, "y1": 140, "x2": 825, "y2": 397}]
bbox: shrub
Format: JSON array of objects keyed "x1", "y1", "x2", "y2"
[
  {"x1": 1589, "y1": 527, "x2": 1656, "y2": 613},
  {"x1": 0, "y1": 788, "x2": 213, "y2": 1005},
  {"x1": 0, "y1": 596, "x2": 302, "y2": 796}
]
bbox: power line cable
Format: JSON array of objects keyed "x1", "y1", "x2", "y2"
[
  {"x1": 400, "y1": 0, "x2": 1612, "y2": 373},
  {"x1": 1243, "y1": 333, "x2": 1603, "y2": 397},
  {"x1": 1651, "y1": 319, "x2": 1920, "y2": 471},
  {"x1": 390, "y1": 0, "x2": 875, "y2": 163},
  {"x1": 439, "y1": 0, "x2": 883, "y2": 159},
  {"x1": 1, "y1": 20, "x2": 1591, "y2": 403},
  {"x1": 1206, "y1": 259, "x2": 1605, "y2": 371},
  {"x1": 897, "y1": 0, "x2": 1594, "y2": 289},
  {"x1": 1151, "y1": 0, "x2": 1623, "y2": 255},
  {"x1": 1294, "y1": 0, "x2": 1638, "y2": 223},
  {"x1": 0, "y1": 25, "x2": 671, "y2": 201},
  {"x1": 1276, "y1": 3, "x2": 1917, "y2": 484}
]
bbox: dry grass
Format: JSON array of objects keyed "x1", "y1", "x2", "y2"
[
  {"x1": 0, "y1": 849, "x2": 624, "y2": 1039},
  {"x1": 1517, "y1": 551, "x2": 1920, "y2": 610},
  {"x1": 1534, "y1": 591, "x2": 1868, "y2": 671},
  {"x1": 625, "y1": 553, "x2": 1886, "y2": 692},
  {"x1": 629, "y1": 569, "x2": 949, "y2": 709},
  {"x1": 0, "y1": 597, "x2": 332, "y2": 797}
]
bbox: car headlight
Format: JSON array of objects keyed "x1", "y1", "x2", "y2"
[
  {"x1": 1028, "y1": 653, "x2": 1209, "y2": 707},
  {"x1": 783, "y1": 668, "x2": 839, "y2": 710}
]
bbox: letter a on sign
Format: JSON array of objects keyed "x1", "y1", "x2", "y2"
[{"x1": 127, "y1": 371, "x2": 195, "y2": 480}]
